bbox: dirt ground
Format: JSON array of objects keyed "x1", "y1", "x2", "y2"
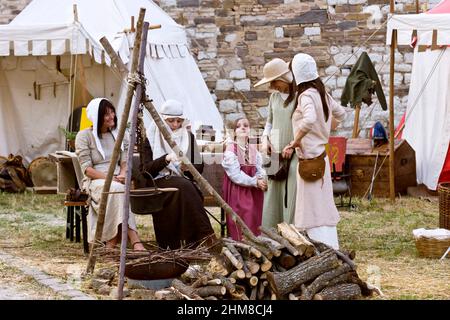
[{"x1": 0, "y1": 192, "x2": 448, "y2": 300}]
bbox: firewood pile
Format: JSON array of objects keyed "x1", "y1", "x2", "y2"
[{"x1": 170, "y1": 223, "x2": 378, "y2": 301}]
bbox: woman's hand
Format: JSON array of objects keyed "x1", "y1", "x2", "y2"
[
  {"x1": 114, "y1": 174, "x2": 125, "y2": 184},
  {"x1": 282, "y1": 145, "x2": 294, "y2": 159},
  {"x1": 165, "y1": 152, "x2": 178, "y2": 163},
  {"x1": 257, "y1": 178, "x2": 268, "y2": 191},
  {"x1": 260, "y1": 137, "x2": 272, "y2": 155}
]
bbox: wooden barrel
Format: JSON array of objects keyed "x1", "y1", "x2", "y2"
[{"x1": 28, "y1": 156, "x2": 57, "y2": 187}]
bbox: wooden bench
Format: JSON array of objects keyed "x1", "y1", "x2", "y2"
[{"x1": 64, "y1": 200, "x2": 89, "y2": 254}]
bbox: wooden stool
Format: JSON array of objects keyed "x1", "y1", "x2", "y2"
[
  {"x1": 64, "y1": 201, "x2": 89, "y2": 254},
  {"x1": 203, "y1": 195, "x2": 226, "y2": 237}
]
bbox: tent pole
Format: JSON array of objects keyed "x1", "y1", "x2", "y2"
[
  {"x1": 389, "y1": 1, "x2": 396, "y2": 201},
  {"x1": 85, "y1": 8, "x2": 146, "y2": 275},
  {"x1": 352, "y1": 104, "x2": 361, "y2": 138},
  {"x1": 416, "y1": 0, "x2": 420, "y2": 13}
]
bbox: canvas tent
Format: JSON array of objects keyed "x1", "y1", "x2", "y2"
[
  {"x1": 0, "y1": 0, "x2": 223, "y2": 163},
  {"x1": 387, "y1": 0, "x2": 450, "y2": 190}
]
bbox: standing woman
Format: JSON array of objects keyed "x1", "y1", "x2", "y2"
[
  {"x1": 255, "y1": 58, "x2": 298, "y2": 228},
  {"x1": 283, "y1": 53, "x2": 346, "y2": 249},
  {"x1": 75, "y1": 98, "x2": 145, "y2": 250}
]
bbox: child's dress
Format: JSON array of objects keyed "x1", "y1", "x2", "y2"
[{"x1": 222, "y1": 142, "x2": 264, "y2": 240}]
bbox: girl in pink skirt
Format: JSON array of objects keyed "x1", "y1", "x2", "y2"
[{"x1": 222, "y1": 118, "x2": 267, "y2": 240}]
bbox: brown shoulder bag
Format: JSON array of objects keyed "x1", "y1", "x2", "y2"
[{"x1": 298, "y1": 151, "x2": 326, "y2": 182}]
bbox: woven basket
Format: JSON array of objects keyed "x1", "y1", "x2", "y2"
[
  {"x1": 438, "y1": 182, "x2": 450, "y2": 229},
  {"x1": 415, "y1": 236, "x2": 450, "y2": 258}
]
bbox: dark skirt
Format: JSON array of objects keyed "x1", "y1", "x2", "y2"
[{"x1": 140, "y1": 175, "x2": 215, "y2": 249}]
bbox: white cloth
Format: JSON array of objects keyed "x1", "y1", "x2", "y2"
[
  {"x1": 292, "y1": 88, "x2": 347, "y2": 159},
  {"x1": 403, "y1": 47, "x2": 450, "y2": 190},
  {"x1": 86, "y1": 98, "x2": 121, "y2": 160},
  {"x1": 222, "y1": 145, "x2": 265, "y2": 187},
  {"x1": 306, "y1": 226, "x2": 340, "y2": 250},
  {"x1": 291, "y1": 53, "x2": 319, "y2": 85},
  {"x1": 413, "y1": 228, "x2": 450, "y2": 240},
  {"x1": 87, "y1": 179, "x2": 138, "y2": 243}
]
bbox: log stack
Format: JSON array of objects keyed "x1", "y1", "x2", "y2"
[{"x1": 169, "y1": 223, "x2": 377, "y2": 300}]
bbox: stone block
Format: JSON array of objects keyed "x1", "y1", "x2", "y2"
[
  {"x1": 258, "y1": 0, "x2": 284, "y2": 4},
  {"x1": 177, "y1": 0, "x2": 200, "y2": 7},
  {"x1": 216, "y1": 79, "x2": 234, "y2": 91},
  {"x1": 230, "y1": 69, "x2": 246, "y2": 79},
  {"x1": 225, "y1": 34, "x2": 237, "y2": 42},
  {"x1": 275, "y1": 27, "x2": 284, "y2": 38},
  {"x1": 304, "y1": 26, "x2": 321, "y2": 36},
  {"x1": 245, "y1": 31, "x2": 258, "y2": 41},
  {"x1": 325, "y1": 65, "x2": 339, "y2": 76},
  {"x1": 234, "y1": 79, "x2": 251, "y2": 91},
  {"x1": 219, "y1": 100, "x2": 238, "y2": 113}
]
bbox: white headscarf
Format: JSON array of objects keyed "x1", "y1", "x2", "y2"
[
  {"x1": 86, "y1": 98, "x2": 120, "y2": 159},
  {"x1": 147, "y1": 99, "x2": 190, "y2": 176},
  {"x1": 291, "y1": 53, "x2": 319, "y2": 85}
]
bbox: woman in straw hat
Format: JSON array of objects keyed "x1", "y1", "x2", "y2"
[
  {"x1": 255, "y1": 58, "x2": 298, "y2": 229},
  {"x1": 283, "y1": 53, "x2": 347, "y2": 249}
]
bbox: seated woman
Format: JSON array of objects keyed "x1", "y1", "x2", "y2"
[
  {"x1": 75, "y1": 98, "x2": 145, "y2": 251},
  {"x1": 137, "y1": 99, "x2": 217, "y2": 250}
]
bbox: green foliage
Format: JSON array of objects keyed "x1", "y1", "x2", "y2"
[{"x1": 59, "y1": 126, "x2": 77, "y2": 141}]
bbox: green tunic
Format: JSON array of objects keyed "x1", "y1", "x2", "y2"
[{"x1": 262, "y1": 92, "x2": 298, "y2": 228}]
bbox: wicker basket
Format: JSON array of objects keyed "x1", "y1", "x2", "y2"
[
  {"x1": 438, "y1": 182, "x2": 450, "y2": 229},
  {"x1": 415, "y1": 236, "x2": 450, "y2": 258}
]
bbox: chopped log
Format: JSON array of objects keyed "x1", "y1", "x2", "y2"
[
  {"x1": 243, "y1": 239, "x2": 273, "y2": 260},
  {"x1": 191, "y1": 276, "x2": 209, "y2": 288},
  {"x1": 260, "y1": 255, "x2": 272, "y2": 272},
  {"x1": 229, "y1": 270, "x2": 246, "y2": 280},
  {"x1": 223, "y1": 238, "x2": 262, "y2": 258},
  {"x1": 259, "y1": 273, "x2": 267, "y2": 280},
  {"x1": 225, "y1": 242, "x2": 252, "y2": 278},
  {"x1": 214, "y1": 275, "x2": 236, "y2": 294},
  {"x1": 288, "y1": 293, "x2": 298, "y2": 300},
  {"x1": 207, "y1": 279, "x2": 222, "y2": 286},
  {"x1": 274, "y1": 264, "x2": 287, "y2": 272},
  {"x1": 277, "y1": 223, "x2": 314, "y2": 256},
  {"x1": 257, "y1": 281, "x2": 266, "y2": 300},
  {"x1": 257, "y1": 235, "x2": 284, "y2": 253},
  {"x1": 266, "y1": 250, "x2": 339, "y2": 298},
  {"x1": 171, "y1": 279, "x2": 203, "y2": 300},
  {"x1": 249, "y1": 276, "x2": 259, "y2": 287},
  {"x1": 260, "y1": 226, "x2": 299, "y2": 256},
  {"x1": 205, "y1": 296, "x2": 218, "y2": 300},
  {"x1": 288, "y1": 224, "x2": 315, "y2": 257},
  {"x1": 301, "y1": 263, "x2": 352, "y2": 300},
  {"x1": 222, "y1": 247, "x2": 243, "y2": 270},
  {"x1": 276, "y1": 252, "x2": 297, "y2": 269},
  {"x1": 195, "y1": 286, "x2": 226, "y2": 297},
  {"x1": 230, "y1": 285, "x2": 249, "y2": 300},
  {"x1": 307, "y1": 238, "x2": 357, "y2": 270},
  {"x1": 313, "y1": 283, "x2": 361, "y2": 300},
  {"x1": 245, "y1": 260, "x2": 260, "y2": 274},
  {"x1": 207, "y1": 256, "x2": 229, "y2": 276},
  {"x1": 250, "y1": 286, "x2": 258, "y2": 300},
  {"x1": 348, "y1": 272, "x2": 378, "y2": 297}
]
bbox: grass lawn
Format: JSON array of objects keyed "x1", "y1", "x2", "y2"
[{"x1": 0, "y1": 191, "x2": 448, "y2": 299}]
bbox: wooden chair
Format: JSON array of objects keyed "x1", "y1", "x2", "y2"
[{"x1": 50, "y1": 152, "x2": 89, "y2": 253}]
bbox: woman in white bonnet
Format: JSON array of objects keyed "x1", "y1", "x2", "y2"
[
  {"x1": 255, "y1": 58, "x2": 298, "y2": 229},
  {"x1": 137, "y1": 99, "x2": 217, "y2": 250},
  {"x1": 282, "y1": 53, "x2": 347, "y2": 249},
  {"x1": 75, "y1": 98, "x2": 145, "y2": 250}
]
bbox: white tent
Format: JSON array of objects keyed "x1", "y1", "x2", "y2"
[
  {"x1": 0, "y1": 0, "x2": 223, "y2": 163},
  {"x1": 387, "y1": 0, "x2": 450, "y2": 190}
]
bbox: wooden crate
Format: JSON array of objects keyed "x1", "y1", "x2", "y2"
[{"x1": 346, "y1": 138, "x2": 417, "y2": 198}]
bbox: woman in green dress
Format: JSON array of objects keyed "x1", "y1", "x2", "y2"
[{"x1": 255, "y1": 58, "x2": 298, "y2": 228}]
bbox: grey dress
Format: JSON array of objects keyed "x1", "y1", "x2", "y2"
[{"x1": 262, "y1": 92, "x2": 298, "y2": 228}]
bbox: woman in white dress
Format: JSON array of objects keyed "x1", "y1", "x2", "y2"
[{"x1": 283, "y1": 54, "x2": 347, "y2": 249}]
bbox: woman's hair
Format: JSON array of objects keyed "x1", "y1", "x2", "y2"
[
  {"x1": 97, "y1": 99, "x2": 117, "y2": 137},
  {"x1": 287, "y1": 61, "x2": 329, "y2": 121},
  {"x1": 283, "y1": 80, "x2": 296, "y2": 108},
  {"x1": 227, "y1": 117, "x2": 249, "y2": 140}
]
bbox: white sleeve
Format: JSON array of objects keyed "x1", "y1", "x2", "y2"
[
  {"x1": 255, "y1": 152, "x2": 266, "y2": 178},
  {"x1": 262, "y1": 122, "x2": 273, "y2": 138},
  {"x1": 222, "y1": 151, "x2": 257, "y2": 187}
]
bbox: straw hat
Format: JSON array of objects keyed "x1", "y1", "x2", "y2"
[{"x1": 254, "y1": 58, "x2": 291, "y2": 87}]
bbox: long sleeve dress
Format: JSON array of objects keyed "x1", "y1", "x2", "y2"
[
  {"x1": 222, "y1": 142, "x2": 265, "y2": 241},
  {"x1": 137, "y1": 132, "x2": 215, "y2": 250},
  {"x1": 262, "y1": 92, "x2": 298, "y2": 228},
  {"x1": 292, "y1": 88, "x2": 346, "y2": 249},
  {"x1": 75, "y1": 128, "x2": 138, "y2": 243}
]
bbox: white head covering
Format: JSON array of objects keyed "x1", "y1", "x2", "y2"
[
  {"x1": 86, "y1": 98, "x2": 120, "y2": 159},
  {"x1": 291, "y1": 53, "x2": 319, "y2": 85},
  {"x1": 147, "y1": 99, "x2": 190, "y2": 176}
]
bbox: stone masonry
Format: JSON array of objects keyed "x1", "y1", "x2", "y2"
[{"x1": 0, "y1": 0, "x2": 442, "y2": 137}]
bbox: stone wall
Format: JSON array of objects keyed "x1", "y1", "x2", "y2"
[{"x1": 1, "y1": 0, "x2": 441, "y2": 137}]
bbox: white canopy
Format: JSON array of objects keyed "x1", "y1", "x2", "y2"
[
  {"x1": 0, "y1": 0, "x2": 223, "y2": 163},
  {"x1": 387, "y1": 1, "x2": 450, "y2": 190}
]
